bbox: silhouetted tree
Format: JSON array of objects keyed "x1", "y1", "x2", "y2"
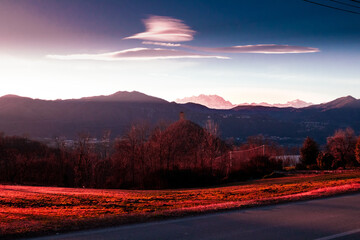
[
  {"x1": 73, "y1": 133, "x2": 95, "y2": 187},
  {"x1": 100, "y1": 130, "x2": 112, "y2": 159},
  {"x1": 148, "y1": 122, "x2": 169, "y2": 173},
  {"x1": 316, "y1": 152, "x2": 334, "y2": 170},
  {"x1": 114, "y1": 123, "x2": 149, "y2": 187},
  {"x1": 300, "y1": 137, "x2": 319, "y2": 167},
  {"x1": 203, "y1": 120, "x2": 219, "y2": 173},
  {"x1": 355, "y1": 137, "x2": 360, "y2": 165}
]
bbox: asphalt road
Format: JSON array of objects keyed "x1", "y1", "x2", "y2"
[{"x1": 27, "y1": 193, "x2": 360, "y2": 240}]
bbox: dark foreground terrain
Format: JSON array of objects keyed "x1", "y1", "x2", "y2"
[
  {"x1": 2, "y1": 171, "x2": 360, "y2": 239},
  {"x1": 27, "y1": 193, "x2": 360, "y2": 240}
]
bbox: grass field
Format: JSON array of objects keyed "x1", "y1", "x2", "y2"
[{"x1": 1, "y1": 170, "x2": 360, "y2": 238}]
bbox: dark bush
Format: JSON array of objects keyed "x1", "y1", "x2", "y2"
[
  {"x1": 316, "y1": 152, "x2": 334, "y2": 170},
  {"x1": 227, "y1": 155, "x2": 283, "y2": 181},
  {"x1": 151, "y1": 169, "x2": 220, "y2": 189},
  {"x1": 246, "y1": 155, "x2": 283, "y2": 178}
]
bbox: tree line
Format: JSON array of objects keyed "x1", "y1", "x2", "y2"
[
  {"x1": 0, "y1": 120, "x2": 231, "y2": 189},
  {"x1": 1, "y1": 120, "x2": 359, "y2": 189},
  {"x1": 299, "y1": 128, "x2": 360, "y2": 169}
]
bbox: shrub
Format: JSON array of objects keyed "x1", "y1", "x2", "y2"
[{"x1": 245, "y1": 155, "x2": 283, "y2": 179}]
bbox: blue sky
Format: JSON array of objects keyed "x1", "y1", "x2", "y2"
[{"x1": 1, "y1": 0, "x2": 359, "y2": 104}]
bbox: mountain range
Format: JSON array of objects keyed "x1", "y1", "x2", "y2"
[
  {"x1": 0, "y1": 91, "x2": 359, "y2": 145},
  {"x1": 176, "y1": 95, "x2": 235, "y2": 109},
  {"x1": 176, "y1": 94, "x2": 313, "y2": 109}
]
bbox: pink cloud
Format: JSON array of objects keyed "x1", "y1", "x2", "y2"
[
  {"x1": 127, "y1": 16, "x2": 318, "y2": 55},
  {"x1": 124, "y1": 16, "x2": 195, "y2": 42},
  {"x1": 47, "y1": 48, "x2": 228, "y2": 61},
  {"x1": 182, "y1": 44, "x2": 319, "y2": 54}
]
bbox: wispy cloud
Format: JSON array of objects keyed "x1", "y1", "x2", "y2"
[
  {"x1": 181, "y1": 44, "x2": 319, "y2": 54},
  {"x1": 141, "y1": 41, "x2": 319, "y2": 54},
  {"x1": 124, "y1": 16, "x2": 195, "y2": 42},
  {"x1": 47, "y1": 48, "x2": 228, "y2": 61}
]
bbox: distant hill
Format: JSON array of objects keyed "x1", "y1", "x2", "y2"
[
  {"x1": 0, "y1": 92, "x2": 176, "y2": 138},
  {"x1": 80, "y1": 91, "x2": 167, "y2": 103},
  {"x1": 0, "y1": 92, "x2": 359, "y2": 145},
  {"x1": 309, "y1": 96, "x2": 359, "y2": 110}
]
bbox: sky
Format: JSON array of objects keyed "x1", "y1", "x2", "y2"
[{"x1": 1, "y1": 0, "x2": 360, "y2": 104}]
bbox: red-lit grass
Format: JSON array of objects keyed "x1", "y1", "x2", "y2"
[{"x1": 1, "y1": 170, "x2": 360, "y2": 238}]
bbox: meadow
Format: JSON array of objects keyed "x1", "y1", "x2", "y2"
[{"x1": 1, "y1": 170, "x2": 360, "y2": 238}]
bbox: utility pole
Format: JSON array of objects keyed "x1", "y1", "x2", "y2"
[{"x1": 263, "y1": 145, "x2": 265, "y2": 156}]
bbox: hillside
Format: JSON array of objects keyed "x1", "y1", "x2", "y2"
[
  {"x1": 80, "y1": 91, "x2": 167, "y2": 103},
  {"x1": 309, "y1": 96, "x2": 359, "y2": 110},
  {"x1": 0, "y1": 92, "x2": 359, "y2": 145}
]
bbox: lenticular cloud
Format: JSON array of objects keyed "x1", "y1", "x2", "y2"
[
  {"x1": 141, "y1": 41, "x2": 319, "y2": 54},
  {"x1": 48, "y1": 15, "x2": 320, "y2": 62},
  {"x1": 124, "y1": 16, "x2": 195, "y2": 42},
  {"x1": 182, "y1": 44, "x2": 319, "y2": 54},
  {"x1": 142, "y1": 41, "x2": 182, "y2": 47},
  {"x1": 47, "y1": 48, "x2": 227, "y2": 61}
]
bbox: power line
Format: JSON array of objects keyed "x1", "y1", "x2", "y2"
[
  {"x1": 303, "y1": 0, "x2": 360, "y2": 15},
  {"x1": 326, "y1": 0, "x2": 360, "y2": 9},
  {"x1": 230, "y1": 145, "x2": 265, "y2": 154}
]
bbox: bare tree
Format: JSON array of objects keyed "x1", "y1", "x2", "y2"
[
  {"x1": 300, "y1": 137, "x2": 319, "y2": 167},
  {"x1": 327, "y1": 128, "x2": 357, "y2": 168},
  {"x1": 114, "y1": 123, "x2": 149, "y2": 187},
  {"x1": 73, "y1": 132, "x2": 95, "y2": 187},
  {"x1": 203, "y1": 119, "x2": 221, "y2": 173}
]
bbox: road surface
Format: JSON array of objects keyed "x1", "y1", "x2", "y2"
[{"x1": 27, "y1": 193, "x2": 360, "y2": 240}]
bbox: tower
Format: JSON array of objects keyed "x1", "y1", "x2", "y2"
[{"x1": 179, "y1": 111, "x2": 185, "y2": 121}]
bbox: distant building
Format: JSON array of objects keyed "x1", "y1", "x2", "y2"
[
  {"x1": 179, "y1": 111, "x2": 185, "y2": 120},
  {"x1": 275, "y1": 155, "x2": 301, "y2": 166}
]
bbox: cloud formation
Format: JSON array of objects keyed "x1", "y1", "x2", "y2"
[
  {"x1": 181, "y1": 44, "x2": 319, "y2": 54},
  {"x1": 47, "y1": 48, "x2": 227, "y2": 61},
  {"x1": 141, "y1": 41, "x2": 319, "y2": 54},
  {"x1": 47, "y1": 16, "x2": 319, "y2": 62},
  {"x1": 142, "y1": 41, "x2": 181, "y2": 47},
  {"x1": 124, "y1": 16, "x2": 195, "y2": 42}
]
